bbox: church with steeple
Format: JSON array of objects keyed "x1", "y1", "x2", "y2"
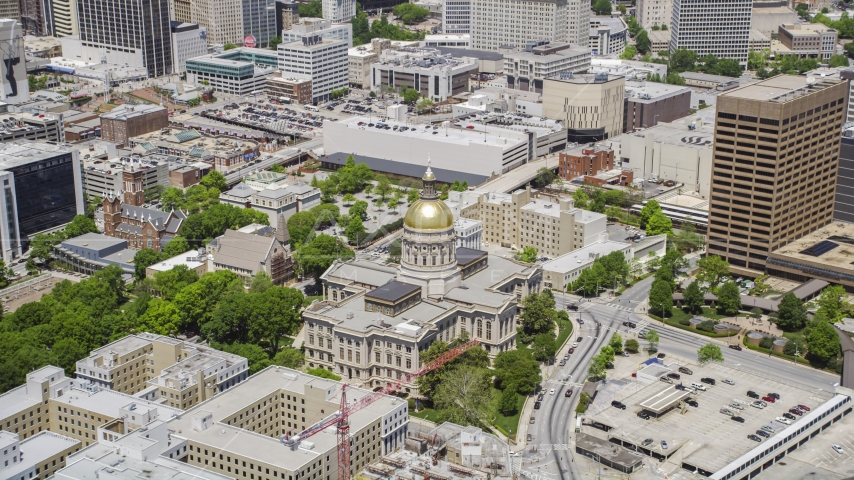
[
  {"x1": 102, "y1": 168, "x2": 186, "y2": 252},
  {"x1": 301, "y1": 161, "x2": 543, "y2": 391}
]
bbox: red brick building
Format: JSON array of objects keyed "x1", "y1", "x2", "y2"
[
  {"x1": 101, "y1": 104, "x2": 169, "y2": 147},
  {"x1": 103, "y1": 169, "x2": 186, "y2": 251},
  {"x1": 559, "y1": 144, "x2": 615, "y2": 180}
]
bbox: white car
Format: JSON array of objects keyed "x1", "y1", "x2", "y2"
[
  {"x1": 549, "y1": 389, "x2": 556, "y2": 395},
  {"x1": 722, "y1": 379, "x2": 736, "y2": 385},
  {"x1": 571, "y1": 343, "x2": 578, "y2": 348},
  {"x1": 833, "y1": 444, "x2": 844, "y2": 454},
  {"x1": 776, "y1": 417, "x2": 792, "y2": 425}
]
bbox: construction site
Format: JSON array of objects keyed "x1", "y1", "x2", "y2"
[{"x1": 360, "y1": 422, "x2": 512, "y2": 480}]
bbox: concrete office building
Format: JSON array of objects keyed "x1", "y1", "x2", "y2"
[
  {"x1": 76, "y1": 0, "x2": 173, "y2": 77},
  {"x1": 469, "y1": 0, "x2": 572, "y2": 51},
  {"x1": 274, "y1": 0, "x2": 300, "y2": 35},
  {"x1": 50, "y1": 0, "x2": 78, "y2": 36},
  {"x1": 605, "y1": 108, "x2": 715, "y2": 198},
  {"x1": 454, "y1": 218, "x2": 482, "y2": 249},
  {"x1": 459, "y1": 187, "x2": 607, "y2": 257},
  {"x1": 750, "y1": 2, "x2": 797, "y2": 38},
  {"x1": 171, "y1": 0, "x2": 191, "y2": 23},
  {"x1": 278, "y1": 36, "x2": 348, "y2": 104},
  {"x1": 171, "y1": 22, "x2": 208, "y2": 74},
  {"x1": 100, "y1": 104, "x2": 169, "y2": 147},
  {"x1": 307, "y1": 167, "x2": 542, "y2": 386},
  {"x1": 266, "y1": 73, "x2": 313, "y2": 104},
  {"x1": 53, "y1": 232, "x2": 137, "y2": 275},
  {"x1": 0, "y1": 0, "x2": 18, "y2": 25},
  {"x1": 543, "y1": 72, "x2": 625, "y2": 142},
  {"x1": 280, "y1": 17, "x2": 352, "y2": 46},
  {"x1": 707, "y1": 75, "x2": 847, "y2": 276},
  {"x1": 443, "y1": 0, "x2": 471, "y2": 34},
  {"x1": 323, "y1": 0, "x2": 355, "y2": 22},
  {"x1": 75, "y1": 333, "x2": 249, "y2": 400},
  {"x1": 81, "y1": 155, "x2": 170, "y2": 199},
  {"x1": 0, "y1": 20, "x2": 30, "y2": 104},
  {"x1": 670, "y1": 0, "x2": 752, "y2": 65},
  {"x1": 423, "y1": 34, "x2": 472, "y2": 48},
  {"x1": 187, "y1": 48, "x2": 278, "y2": 96},
  {"x1": 348, "y1": 39, "x2": 390, "y2": 88},
  {"x1": 451, "y1": 86, "x2": 544, "y2": 116},
  {"x1": 542, "y1": 240, "x2": 633, "y2": 291},
  {"x1": 0, "y1": 141, "x2": 83, "y2": 263},
  {"x1": 775, "y1": 23, "x2": 837, "y2": 60},
  {"x1": 503, "y1": 43, "x2": 592, "y2": 93},
  {"x1": 0, "y1": 111, "x2": 63, "y2": 142},
  {"x1": 623, "y1": 80, "x2": 692, "y2": 132},
  {"x1": 589, "y1": 16, "x2": 628, "y2": 56},
  {"x1": 837, "y1": 125, "x2": 854, "y2": 222},
  {"x1": 0, "y1": 430, "x2": 81, "y2": 480},
  {"x1": 637, "y1": 0, "x2": 671, "y2": 29},
  {"x1": 191, "y1": 0, "x2": 243, "y2": 45},
  {"x1": 219, "y1": 181, "x2": 320, "y2": 229},
  {"x1": 370, "y1": 48, "x2": 478, "y2": 101}
]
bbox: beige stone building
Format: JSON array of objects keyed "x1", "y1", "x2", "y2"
[
  {"x1": 637, "y1": 0, "x2": 672, "y2": 29},
  {"x1": 708, "y1": 75, "x2": 847, "y2": 276},
  {"x1": 543, "y1": 73, "x2": 625, "y2": 141},
  {"x1": 0, "y1": 430, "x2": 81, "y2": 480},
  {"x1": 74, "y1": 333, "x2": 249, "y2": 398}
]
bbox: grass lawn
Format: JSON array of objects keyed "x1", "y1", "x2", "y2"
[
  {"x1": 556, "y1": 318, "x2": 574, "y2": 349},
  {"x1": 410, "y1": 407, "x2": 441, "y2": 423},
  {"x1": 781, "y1": 330, "x2": 805, "y2": 344},
  {"x1": 701, "y1": 307, "x2": 744, "y2": 320},
  {"x1": 302, "y1": 295, "x2": 323, "y2": 307},
  {"x1": 490, "y1": 387, "x2": 524, "y2": 437}
]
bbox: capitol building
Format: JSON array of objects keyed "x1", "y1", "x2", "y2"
[{"x1": 302, "y1": 164, "x2": 543, "y2": 395}]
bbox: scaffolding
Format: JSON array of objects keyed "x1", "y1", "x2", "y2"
[{"x1": 410, "y1": 465, "x2": 452, "y2": 480}]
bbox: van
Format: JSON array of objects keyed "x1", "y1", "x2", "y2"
[{"x1": 691, "y1": 382, "x2": 707, "y2": 391}]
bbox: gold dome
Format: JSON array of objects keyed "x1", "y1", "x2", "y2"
[{"x1": 404, "y1": 199, "x2": 454, "y2": 230}]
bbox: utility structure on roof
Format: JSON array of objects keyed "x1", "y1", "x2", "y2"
[{"x1": 283, "y1": 338, "x2": 480, "y2": 480}]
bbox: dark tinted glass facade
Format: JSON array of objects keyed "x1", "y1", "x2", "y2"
[{"x1": 11, "y1": 152, "x2": 78, "y2": 236}]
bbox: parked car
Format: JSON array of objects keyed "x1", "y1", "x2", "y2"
[
  {"x1": 678, "y1": 367, "x2": 693, "y2": 375},
  {"x1": 755, "y1": 430, "x2": 770, "y2": 438},
  {"x1": 565, "y1": 389, "x2": 573, "y2": 397},
  {"x1": 747, "y1": 391, "x2": 760, "y2": 399},
  {"x1": 611, "y1": 401, "x2": 627, "y2": 410},
  {"x1": 661, "y1": 441, "x2": 669, "y2": 450},
  {"x1": 729, "y1": 402, "x2": 745, "y2": 410},
  {"x1": 660, "y1": 376, "x2": 673, "y2": 384},
  {"x1": 701, "y1": 378, "x2": 716, "y2": 385},
  {"x1": 642, "y1": 438, "x2": 653, "y2": 447},
  {"x1": 686, "y1": 399, "x2": 699, "y2": 408},
  {"x1": 728, "y1": 345, "x2": 743, "y2": 351},
  {"x1": 529, "y1": 417, "x2": 536, "y2": 424},
  {"x1": 537, "y1": 394, "x2": 545, "y2": 401},
  {"x1": 798, "y1": 404, "x2": 811, "y2": 411},
  {"x1": 577, "y1": 337, "x2": 583, "y2": 342},
  {"x1": 748, "y1": 434, "x2": 763, "y2": 442},
  {"x1": 789, "y1": 408, "x2": 804, "y2": 416},
  {"x1": 761, "y1": 425, "x2": 776, "y2": 433},
  {"x1": 720, "y1": 408, "x2": 735, "y2": 416},
  {"x1": 731, "y1": 416, "x2": 745, "y2": 423},
  {"x1": 751, "y1": 401, "x2": 766, "y2": 409},
  {"x1": 657, "y1": 353, "x2": 666, "y2": 359},
  {"x1": 775, "y1": 417, "x2": 792, "y2": 425},
  {"x1": 549, "y1": 389, "x2": 556, "y2": 395},
  {"x1": 762, "y1": 396, "x2": 776, "y2": 403},
  {"x1": 559, "y1": 359, "x2": 567, "y2": 366},
  {"x1": 722, "y1": 379, "x2": 736, "y2": 385},
  {"x1": 783, "y1": 412, "x2": 797, "y2": 420},
  {"x1": 527, "y1": 434, "x2": 533, "y2": 442},
  {"x1": 667, "y1": 373, "x2": 681, "y2": 380},
  {"x1": 833, "y1": 444, "x2": 844, "y2": 454},
  {"x1": 638, "y1": 411, "x2": 650, "y2": 420},
  {"x1": 768, "y1": 393, "x2": 781, "y2": 400},
  {"x1": 534, "y1": 402, "x2": 541, "y2": 409}
]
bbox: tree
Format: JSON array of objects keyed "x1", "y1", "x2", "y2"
[
  {"x1": 374, "y1": 175, "x2": 393, "y2": 202},
  {"x1": 716, "y1": 282, "x2": 742, "y2": 316},
  {"x1": 625, "y1": 338, "x2": 640, "y2": 353},
  {"x1": 696, "y1": 255, "x2": 730, "y2": 292},
  {"x1": 132, "y1": 248, "x2": 163, "y2": 281},
  {"x1": 697, "y1": 343, "x2": 724, "y2": 365},
  {"x1": 388, "y1": 238, "x2": 402, "y2": 263},
  {"x1": 649, "y1": 279, "x2": 673, "y2": 317},
  {"x1": 609, "y1": 333, "x2": 623, "y2": 352},
  {"x1": 636, "y1": 30, "x2": 650, "y2": 54},
  {"x1": 592, "y1": 0, "x2": 612, "y2": 15},
  {"x1": 646, "y1": 211, "x2": 673, "y2": 236},
  {"x1": 572, "y1": 265, "x2": 601, "y2": 296},
  {"x1": 273, "y1": 348, "x2": 305, "y2": 369},
  {"x1": 250, "y1": 287, "x2": 304, "y2": 353},
  {"x1": 532, "y1": 334, "x2": 557, "y2": 362},
  {"x1": 684, "y1": 280, "x2": 704, "y2": 314},
  {"x1": 417, "y1": 97, "x2": 434, "y2": 112},
  {"x1": 407, "y1": 188, "x2": 420, "y2": 204},
  {"x1": 497, "y1": 387, "x2": 519, "y2": 415},
  {"x1": 433, "y1": 366, "x2": 492, "y2": 427},
  {"x1": 287, "y1": 211, "x2": 318, "y2": 246},
  {"x1": 673, "y1": 222, "x2": 703, "y2": 252},
  {"x1": 618, "y1": 3, "x2": 627, "y2": 14},
  {"x1": 645, "y1": 329, "x2": 659, "y2": 352},
  {"x1": 350, "y1": 200, "x2": 369, "y2": 221},
  {"x1": 153, "y1": 265, "x2": 199, "y2": 301},
  {"x1": 295, "y1": 234, "x2": 355, "y2": 282},
  {"x1": 573, "y1": 188, "x2": 589, "y2": 209},
  {"x1": 846, "y1": 42, "x2": 854, "y2": 58},
  {"x1": 670, "y1": 49, "x2": 698, "y2": 73},
  {"x1": 65, "y1": 215, "x2": 99, "y2": 238},
  {"x1": 493, "y1": 349, "x2": 540, "y2": 394},
  {"x1": 620, "y1": 45, "x2": 638, "y2": 60},
  {"x1": 532, "y1": 167, "x2": 559, "y2": 188},
  {"x1": 775, "y1": 293, "x2": 808, "y2": 331},
  {"x1": 514, "y1": 246, "x2": 538, "y2": 263},
  {"x1": 336, "y1": 155, "x2": 374, "y2": 193},
  {"x1": 816, "y1": 285, "x2": 849, "y2": 323},
  {"x1": 342, "y1": 193, "x2": 357, "y2": 205},
  {"x1": 520, "y1": 291, "x2": 557, "y2": 336},
  {"x1": 402, "y1": 88, "x2": 420, "y2": 104},
  {"x1": 269, "y1": 36, "x2": 282, "y2": 50},
  {"x1": 807, "y1": 321, "x2": 841, "y2": 362},
  {"x1": 200, "y1": 170, "x2": 227, "y2": 192},
  {"x1": 298, "y1": 0, "x2": 322, "y2": 16},
  {"x1": 639, "y1": 200, "x2": 661, "y2": 229},
  {"x1": 173, "y1": 270, "x2": 242, "y2": 332},
  {"x1": 345, "y1": 215, "x2": 367, "y2": 245},
  {"x1": 224, "y1": 43, "x2": 238, "y2": 50},
  {"x1": 393, "y1": 3, "x2": 431, "y2": 23},
  {"x1": 162, "y1": 236, "x2": 190, "y2": 257},
  {"x1": 249, "y1": 271, "x2": 275, "y2": 293},
  {"x1": 588, "y1": 354, "x2": 607, "y2": 380},
  {"x1": 748, "y1": 50, "x2": 767, "y2": 70},
  {"x1": 140, "y1": 298, "x2": 181, "y2": 335},
  {"x1": 270, "y1": 164, "x2": 285, "y2": 174},
  {"x1": 306, "y1": 367, "x2": 342, "y2": 380}
]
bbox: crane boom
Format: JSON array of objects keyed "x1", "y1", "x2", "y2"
[{"x1": 284, "y1": 338, "x2": 481, "y2": 480}]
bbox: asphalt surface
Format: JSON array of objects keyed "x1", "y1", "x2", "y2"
[{"x1": 223, "y1": 138, "x2": 323, "y2": 185}]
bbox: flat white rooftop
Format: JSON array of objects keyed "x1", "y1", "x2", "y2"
[
  {"x1": 147, "y1": 250, "x2": 205, "y2": 273},
  {"x1": 336, "y1": 116, "x2": 528, "y2": 150},
  {"x1": 541, "y1": 241, "x2": 630, "y2": 274}
]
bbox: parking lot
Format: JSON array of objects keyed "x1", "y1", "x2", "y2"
[
  {"x1": 582, "y1": 356, "x2": 834, "y2": 476},
  {"x1": 199, "y1": 102, "x2": 328, "y2": 135}
]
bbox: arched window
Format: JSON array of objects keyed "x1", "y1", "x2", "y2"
[{"x1": 477, "y1": 319, "x2": 482, "y2": 338}]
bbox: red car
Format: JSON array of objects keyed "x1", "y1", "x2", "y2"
[
  {"x1": 789, "y1": 408, "x2": 803, "y2": 416},
  {"x1": 762, "y1": 396, "x2": 776, "y2": 403},
  {"x1": 568, "y1": 348, "x2": 575, "y2": 354},
  {"x1": 565, "y1": 389, "x2": 573, "y2": 397},
  {"x1": 798, "y1": 404, "x2": 811, "y2": 411}
]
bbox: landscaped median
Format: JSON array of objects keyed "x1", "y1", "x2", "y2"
[{"x1": 649, "y1": 307, "x2": 739, "y2": 339}]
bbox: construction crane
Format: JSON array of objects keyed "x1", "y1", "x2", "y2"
[{"x1": 282, "y1": 338, "x2": 481, "y2": 480}]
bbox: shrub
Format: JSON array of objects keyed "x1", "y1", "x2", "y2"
[
  {"x1": 759, "y1": 337, "x2": 774, "y2": 349},
  {"x1": 575, "y1": 392, "x2": 591, "y2": 414},
  {"x1": 679, "y1": 317, "x2": 691, "y2": 326},
  {"x1": 697, "y1": 320, "x2": 716, "y2": 332}
]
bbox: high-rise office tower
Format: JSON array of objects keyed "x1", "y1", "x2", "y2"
[
  {"x1": 0, "y1": 0, "x2": 19, "y2": 27},
  {"x1": 322, "y1": 0, "x2": 354, "y2": 23},
  {"x1": 17, "y1": 0, "x2": 48, "y2": 34},
  {"x1": 191, "y1": 0, "x2": 243, "y2": 45},
  {"x1": 470, "y1": 0, "x2": 570, "y2": 51},
  {"x1": 171, "y1": 0, "x2": 192, "y2": 22},
  {"x1": 670, "y1": 0, "x2": 752, "y2": 65},
  {"x1": 243, "y1": 0, "x2": 277, "y2": 47},
  {"x1": 637, "y1": 0, "x2": 671, "y2": 29},
  {"x1": 442, "y1": 0, "x2": 470, "y2": 34},
  {"x1": 77, "y1": 0, "x2": 173, "y2": 77},
  {"x1": 707, "y1": 76, "x2": 848, "y2": 275}
]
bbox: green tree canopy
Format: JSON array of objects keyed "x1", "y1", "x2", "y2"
[
  {"x1": 609, "y1": 333, "x2": 623, "y2": 352},
  {"x1": 806, "y1": 321, "x2": 841, "y2": 362},
  {"x1": 696, "y1": 255, "x2": 729, "y2": 292},
  {"x1": 295, "y1": 234, "x2": 355, "y2": 282},
  {"x1": 200, "y1": 170, "x2": 227, "y2": 192},
  {"x1": 649, "y1": 279, "x2": 673, "y2": 317},
  {"x1": 162, "y1": 236, "x2": 190, "y2": 257},
  {"x1": 532, "y1": 334, "x2": 557, "y2": 362},
  {"x1": 592, "y1": 0, "x2": 612, "y2": 15},
  {"x1": 645, "y1": 329, "x2": 659, "y2": 352},
  {"x1": 520, "y1": 291, "x2": 558, "y2": 337},
  {"x1": 775, "y1": 292, "x2": 808, "y2": 331},
  {"x1": 639, "y1": 200, "x2": 661, "y2": 229},
  {"x1": 716, "y1": 282, "x2": 742, "y2": 316},
  {"x1": 683, "y1": 280, "x2": 704, "y2": 314},
  {"x1": 625, "y1": 338, "x2": 640, "y2": 352},
  {"x1": 697, "y1": 343, "x2": 724, "y2": 365},
  {"x1": 646, "y1": 211, "x2": 673, "y2": 236},
  {"x1": 514, "y1": 246, "x2": 538, "y2": 263},
  {"x1": 816, "y1": 285, "x2": 849, "y2": 323},
  {"x1": 273, "y1": 348, "x2": 305, "y2": 369},
  {"x1": 636, "y1": 29, "x2": 650, "y2": 54},
  {"x1": 493, "y1": 349, "x2": 540, "y2": 394},
  {"x1": 287, "y1": 211, "x2": 318, "y2": 246},
  {"x1": 306, "y1": 367, "x2": 342, "y2": 380}
]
